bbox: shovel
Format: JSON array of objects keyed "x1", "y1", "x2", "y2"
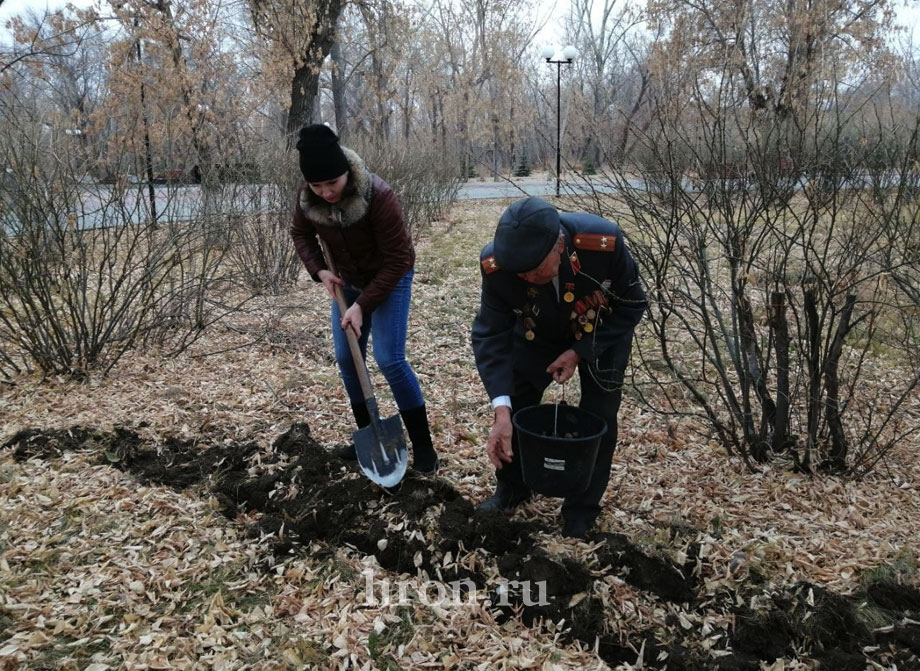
[{"x1": 318, "y1": 240, "x2": 409, "y2": 488}]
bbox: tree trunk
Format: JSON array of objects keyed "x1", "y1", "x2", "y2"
[
  {"x1": 153, "y1": 0, "x2": 212, "y2": 184},
  {"x1": 255, "y1": 0, "x2": 344, "y2": 139},
  {"x1": 134, "y1": 26, "x2": 157, "y2": 226},
  {"x1": 287, "y1": 63, "x2": 320, "y2": 137},
  {"x1": 330, "y1": 40, "x2": 348, "y2": 141},
  {"x1": 403, "y1": 67, "x2": 412, "y2": 141},
  {"x1": 617, "y1": 66, "x2": 649, "y2": 165},
  {"x1": 769, "y1": 291, "x2": 791, "y2": 454},
  {"x1": 491, "y1": 105, "x2": 500, "y2": 181},
  {"x1": 823, "y1": 295, "x2": 856, "y2": 470},
  {"x1": 803, "y1": 289, "x2": 821, "y2": 472},
  {"x1": 737, "y1": 291, "x2": 776, "y2": 461},
  {"x1": 437, "y1": 91, "x2": 447, "y2": 152}
]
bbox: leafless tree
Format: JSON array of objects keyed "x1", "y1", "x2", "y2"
[{"x1": 248, "y1": 0, "x2": 345, "y2": 137}]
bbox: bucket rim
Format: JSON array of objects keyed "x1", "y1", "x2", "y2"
[{"x1": 512, "y1": 403, "x2": 608, "y2": 443}]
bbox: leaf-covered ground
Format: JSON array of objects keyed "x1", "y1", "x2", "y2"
[{"x1": 1, "y1": 200, "x2": 919, "y2": 670}]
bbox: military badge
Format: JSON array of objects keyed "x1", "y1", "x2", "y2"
[
  {"x1": 569, "y1": 251, "x2": 581, "y2": 274},
  {"x1": 563, "y1": 282, "x2": 575, "y2": 302},
  {"x1": 520, "y1": 303, "x2": 538, "y2": 340}
]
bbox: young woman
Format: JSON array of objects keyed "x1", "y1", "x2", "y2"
[{"x1": 290, "y1": 124, "x2": 438, "y2": 474}]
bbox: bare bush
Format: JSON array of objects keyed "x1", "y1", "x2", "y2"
[
  {"x1": 0, "y1": 119, "x2": 239, "y2": 380},
  {"x1": 568, "y1": 78, "x2": 920, "y2": 475},
  {"x1": 348, "y1": 139, "x2": 462, "y2": 240},
  {"x1": 205, "y1": 145, "x2": 304, "y2": 296}
]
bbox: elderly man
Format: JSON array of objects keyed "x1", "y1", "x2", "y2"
[{"x1": 471, "y1": 197, "x2": 647, "y2": 538}]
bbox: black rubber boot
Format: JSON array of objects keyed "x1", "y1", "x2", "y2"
[
  {"x1": 400, "y1": 405, "x2": 439, "y2": 474},
  {"x1": 475, "y1": 481, "x2": 532, "y2": 514},
  {"x1": 561, "y1": 517, "x2": 594, "y2": 539},
  {"x1": 338, "y1": 402, "x2": 371, "y2": 461}
]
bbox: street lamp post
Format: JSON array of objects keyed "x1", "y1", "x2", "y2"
[{"x1": 542, "y1": 45, "x2": 577, "y2": 197}]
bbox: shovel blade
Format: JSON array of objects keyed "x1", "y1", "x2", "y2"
[{"x1": 354, "y1": 414, "x2": 409, "y2": 487}]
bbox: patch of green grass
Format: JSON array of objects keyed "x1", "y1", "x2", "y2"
[
  {"x1": 182, "y1": 567, "x2": 241, "y2": 600},
  {"x1": 856, "y1": 550, "x2": 919, "y2": 629},
  {"x1": 26, "y1": 634, "x2": 112, "y2": 669},
  {"x1": 860, "y1": 549, "x2": 917, "y2": 588},
  {"x1": 74, "y1": 636, "x2": 112, "y2": 659},
  {"x1": 0, "y1": 606, "x2": 15, "y2": 643},
  {"x1": 18, "y1": 548, "x2": 63, "y2": 574},
  {"x1": 856, "y1": 600, "x2": 898, "y2": 630},
  {"x1": 367, "y1": 606, "x2": 415, "y2": 670},
  {"x1": 176, "y1": 564, "x2": 273, "y2": 615},
  {"x1": 317, "y1": 552, "x2": 359, "y2": 583},
  {"x1": 283, "y1": 638, "x2": 330, "y2": 667},
  {"x1": 234, "y1": 589, "x2": 273, "y2": 612},
  {"x1": 416, "y1": 258, "x2": 452, "y2": 285},
  {"x1": 709, "y1": 515, "x2": 722, "y2": 537}
]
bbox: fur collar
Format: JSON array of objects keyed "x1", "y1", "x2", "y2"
[{"x1": 298, "y1": 147, "x2": 373, "y2": 228}]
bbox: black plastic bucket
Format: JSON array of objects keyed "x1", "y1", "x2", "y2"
[{"x1": 513, "y1": 404, "x2": 607, "y2": 498}]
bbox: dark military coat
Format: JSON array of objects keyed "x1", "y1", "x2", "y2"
[{"x1": 471, "y1": 212, "x2": 647, "y2": 400}]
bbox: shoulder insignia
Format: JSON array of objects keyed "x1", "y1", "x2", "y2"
[
  {"x1": 573, "y1": 233, "x2": 616, "y2": 252},
  {"x1": 481, "y1": 255, "x2": 500, "y2": 274}
]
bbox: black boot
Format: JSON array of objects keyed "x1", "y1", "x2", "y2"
[
  {"x1": 476, "y1": 481, "x2": 532, "y2": 514},
  {"x1": 400, "y1": 405, "x2": 439, "y2": 474},
  {"x1": 561, "y1": 517, "x2": 594, "y2": 539},
  {"x1": 338, "y1": 402, "x2": 370, "y2": 461}
]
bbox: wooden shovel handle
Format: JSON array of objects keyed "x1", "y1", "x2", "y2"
[{"x1": 317, "y1": 239, "x2": 375, "y2": 402}]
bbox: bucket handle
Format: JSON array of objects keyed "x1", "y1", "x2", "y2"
[{"x1": 552, "y1": 382, "x2": 566, "y2": 437}]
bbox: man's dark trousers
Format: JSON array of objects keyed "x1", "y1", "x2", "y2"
[{"x1": 496, "y1": 344, "x2": 628, "y2": 526}]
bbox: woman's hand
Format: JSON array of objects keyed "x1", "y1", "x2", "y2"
[
  {"x1": 318, "y1": 270, "x2": 362, "y2": 337},
  {"x1": 317, "y1": 269, "x2": 344, "y2": 300},
  {"x1": 341, "y1": 303, "x2": 364, "y2": 339}
]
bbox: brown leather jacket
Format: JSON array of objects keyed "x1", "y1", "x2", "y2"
[{"x1": 290, "y1": 148, "x2": 415, "y2": 314}]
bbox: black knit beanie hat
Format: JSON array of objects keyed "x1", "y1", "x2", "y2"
[
  {"x1": 493, "y1": 197, "x2": 562, "y2": 273},
  {"x1": 296, "y1": 124, "x2": 350, "y2": 182}
]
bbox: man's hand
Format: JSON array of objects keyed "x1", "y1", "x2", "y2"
[
  {"x1": 317, "y1": 269, "x2": 344, "y2": 300},
  {"x1": 547, "y1": 349, "x2": 580, "y2": 384},
  {"x1": 341, "y1": 303, "x2": 363, "y2": 339},
  {"x1": 486, "y1": 406, "x2": 513, "y2": 469}
]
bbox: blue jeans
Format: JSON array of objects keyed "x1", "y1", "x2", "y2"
[{"x1": 331, "y1": 269, "x2": 424, "y2": 410}]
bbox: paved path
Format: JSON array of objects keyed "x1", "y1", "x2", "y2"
[
  {"x1": 457, "y1": 180, "x2": 555, "y2": 199},
  {"x1": 457, "y1": 178, "x2": 623, "y2": 200},
  {"x1": 454, "y1": 173, "x2": 663, "y2": 199},
  {"x1": 3, "y1": 176, "x2": 633, "y2": 231}
]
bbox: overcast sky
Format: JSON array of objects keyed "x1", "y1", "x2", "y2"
[
  {"x1": 1, "y1": 0, "x2": 917, "y2": 51},
  {"x1": 1, "y1": 0, "x2": 77, "y2": 23}
]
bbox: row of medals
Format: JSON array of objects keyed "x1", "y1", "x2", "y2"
[{"x1": 522, "y1": 286, "x2": 611, "y2": 341}]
